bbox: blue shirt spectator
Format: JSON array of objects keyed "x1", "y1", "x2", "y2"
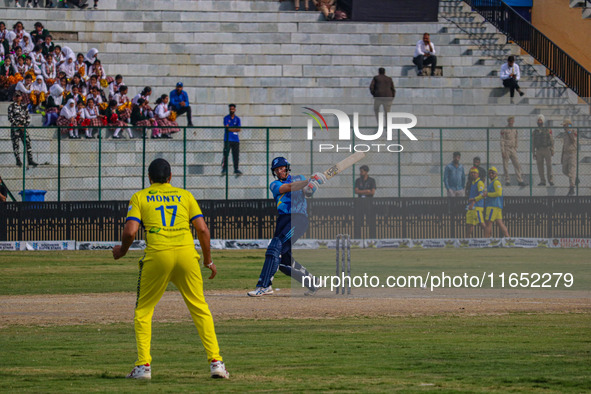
[
  {"x1": 444, "y1": 152, "x2": 466, "y2": 197},
  {"x1": 223, "y1": 113, "x2": 241, "y2": 142},
  {"x1": 169, "y1": 82, "x2": 193, "y2": 126}
]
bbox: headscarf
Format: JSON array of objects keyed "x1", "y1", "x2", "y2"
[
  {"x1": 50, "y1": 84, "x2": 64, "y2": 106},
  {"x1": 61, "y1": 46, "x2": 74, "y2": 60},
  {"x1": 60, "y1": 99, "x2": 77, "y2": 119},
  {"x1": 20, "y1": 36, "x2": 34, "y2": 54},
  {"x1": 537, "y1": 114, "x2": 545, "y2": 123},
  {"x1": 59, "y1": 53, "x2": 76, "y2": 78},
  {"x1": 84, "y1": 48, "x2": 98, "y2": 64},
  {"x1": 31, "y1": 75, "x2": 47, "y2": 93}
]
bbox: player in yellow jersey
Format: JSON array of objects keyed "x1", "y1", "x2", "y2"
[{"x1": 112, "y1": 158, "x2": 229, "y2": 380}]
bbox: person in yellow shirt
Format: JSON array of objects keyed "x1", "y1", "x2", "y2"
[
  {"x1": 466, "y1": 167, "x2": 486, "y2": 238},
  {"x1": 482, "y1": 167, "x2": 510, "y2": 238},
  {"x1": 112, "y1": 158, "x2": 229, "y2": 380}
]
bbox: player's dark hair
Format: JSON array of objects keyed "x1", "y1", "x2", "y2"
[
  {"x1": 149, "y1": 158, "x2": 171, "y2": 184},
  {"x1": 508, "y1": 55, "x2": 515, "y2": 63},
  {"x1": 360, "y1": 165, "x2": 369, "y2": 172},
  {"x1": 453, "y1": 151, "x2": 461, "y2": 157},
  {"x1": 378, "y1": 68, "x2": 385, "y2": 75}
]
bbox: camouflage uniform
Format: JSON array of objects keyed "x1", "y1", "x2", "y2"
[
  {"x1": 7, "y1": 101, "x2": 34, "y2": 166},
  {"x1": 500, "y1": 127, "x2": 523, "y2": 184},
  {"x1": 532, "y1": 127, "x2": 554, "y2": 185}
]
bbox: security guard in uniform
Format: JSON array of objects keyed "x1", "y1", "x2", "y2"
[
  {"x1": 532, "y1": 114, "x2": 554, "y2": 186},
  {"x1": 500, "y1": 116, "x2": 525, "y2": 186},
  {"x1": 561, "y1": 118, "x2": 578, "y2": 196}
]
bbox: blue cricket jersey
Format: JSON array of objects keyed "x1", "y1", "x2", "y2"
[
  {"x1": 223, "y1": 114, "x2": 241, "y2": 142},
  {"x1": 486, "y1": 178, "x2": 504, "y2": 209},
  {"x1": 469, "y1": 178, "x2": 485, "y2": 208},
  {"x1": 270, "y1": 174, "x2": 308, "y2": 217}
]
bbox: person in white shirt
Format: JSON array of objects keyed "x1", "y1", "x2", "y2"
[
  {"x1": 412, "y1": 33, "x2": 437, "y2": 76},
  {"x1": 500, "y1": 55, "x2": 524, "y2": 100}
]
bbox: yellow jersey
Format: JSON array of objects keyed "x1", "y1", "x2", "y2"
[{"x1": 126, "y1": 183, "x2": 203, "y2": 251}]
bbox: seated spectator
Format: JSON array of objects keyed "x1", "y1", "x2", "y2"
[
  {"x1": 500, "y1": 55, "x2": 524, "y2": 101},
  {"x1": 92, "y1": 0, "x2": 99, "y2": 9},
  {"x1": 43, "y1": 83, "x2": 64, "y2": 126},
  {"x1": 14, "y1": 54, "x2": 29, "y2": 80},
  {"x1": 59, "y1": 52, "x2": 76, "y2": 79},
  {"x1": 20, "y1": 35, "x2": 34, "y2": 56},
  {"x1": 314, "y1": 0, "x2": 336, "y2": 20},
  {"x1": 412, "y1": 33, "x2": 437, "y2": 76},
  {"x1": 30, "y1": 74, "x2": 47, "y2": 109},
  {"x1": 113, "y1": 85, "x2": 132, "y2": 123},
  {"x1": 15, "y1": 73, "x2": 33, "y2": 107},
  {"x1": 41, "y1": 35, "x2": 55, "y2": 57},
  {"x1": 41, "y1": 53, "x2": 56, "y2": 86},
  {"x1": 88, "y1": 86, "x2": 106, "y2": 111},
  {"x1": 355, "y1": 165, "x2": 376, "y2": 198},
  {"x1": 0, "y1": 57, "x2": 17, "y2": 89},
  {"x1": 83, "y1": 48, "x2": 98, "y2": 70},
  {"x1": 54, "y1": 45, "x2": 65, "y2": 66},
  {"x1": 57, "y1": 98, "x2": 79, "y2": 138},
  {"x1": 83, "y1": 98, "x2": 102, "y2": 138},
  {"x1": 169, "y1": 82, "x2": 193, "y2": 126},
  {"x1": 9, "y1": 22, "x2": 29, "y2": 46},
  {"x1": 131, "y1": 98, "x2": 159, "y2": 138},
  {"x1": 105, "y1": 99, "x2": 132, "y2": 139},
  {"x1": 68, "y1": 73, "x2": 87, "y2": 96},
  {"x1": 0, "y1": 22, "x2": 9, "y2": 55},
  {"x1": 74, "y1": 53, "x2": 87, "y2": 80},
  {"x1": 155, "y1": 94, "x2": 179, "y2": 138},
  {"x1": 87, "y1": 76, "x2": 107, "y2": 102},
  {"x1": 31, "y1": 44, "x2": 45, "y2": 67},
  {"x1": 66, "y1": 85, "x2": 85, "y2": 105},
  {"x1": 24, "y1": 56, "x2": 39, "y2": 77},
  {"x1": 76, "y1": 100, "x2": 87, "y2": 137},
  {"x1": 9, "y1": 46, "x2": 24, "y2": 66},
  {"x1": 30, "y1": 22, "x2": 49, "y2": 45},
  {"x1": 132, "y1": 86, "x2": 151, "y2": 105},
  {"x1": 108, "y1": 74, "x2": 123, "y2": 100},
  {"x1": 294, "y1": 0, "x2": 310, "y2": 11},
  {"x1": 89, "y1": 59, "x2": 108, "y2": 86}
]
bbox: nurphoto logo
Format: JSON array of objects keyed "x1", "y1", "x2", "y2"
[{"x1": 303, "y1": 107, "x2": 419, "y2": 153}]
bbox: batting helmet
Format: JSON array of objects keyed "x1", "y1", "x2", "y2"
[{"x1": 271, "y1": 156, "x2": 290, "y2": 177}]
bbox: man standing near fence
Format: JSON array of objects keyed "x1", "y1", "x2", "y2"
[
  {"x1": 221, "y1": 104, "x2": 242, "y2": 176},
  {"x1": 532, "y1": 114, "x2": 554, "y2": 187},
  {"x1": 444, "y1": 152, "x2": 465, "y2": 197},
  {"x1": 500, "y1": 116, "x2": 526, "y2": 187},
  {"x1": 561, "y1": 118, "x2": 578, "y2": 197}
]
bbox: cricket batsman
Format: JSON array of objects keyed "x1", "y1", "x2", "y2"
[
  {"x1": 247, "y1": 156, "x2": 321, "y2": 297},
  {"x1": 113, "y1": 158, "x2": 229, "y2": 380},
  {"x1": 466, "y1": 167, "x2": 486, "y2": 238},
  {"x1": 483, "y1": 166, "x2": 510, "y2": 238}
]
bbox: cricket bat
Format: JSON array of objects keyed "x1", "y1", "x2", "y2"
[{"x1": 323, "y1": 152, "x2": 366, "y2": 180}]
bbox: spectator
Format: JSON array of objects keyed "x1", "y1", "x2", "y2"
[
  {"x1": 132, "y1": 86, "x2": 151, "y2": 106},
  {"x1": 369, "y1": 67, "x2": 395, "y2": 124},
  {"x1": 43, "y1": 84, "x2": 64, "y2": 126},
  {"x1": 412, "y1": 33, "x2": 437, "y2": 76},
  {"x1": 500, "y1": 55, "x2": 524, "y2": 101},
  {"x1": 105, "y1": 99, "x2": 133, "y2": 139},
  {"x1": 57, "y1": 98, "x2": 80, "y2": 138},
  {"x1": 87, "y1": 76, "x2": 107, "y2": 102},
  {"x1": 92, "y1": 0, "x2": 99, "y2": 9},
  {"x1": 76, "y1": 100, "x2": 87, "y2": 137},
  {"x1": 15, "y1": 73, "x2": 33, "y2": 107},
  {"x1": 83, "y1": 97, "x2": 102, "y2": 138},
  {"x1": 500, "y1": 116, "x2": 525, "y2": 186},
  {"x1": 355, "y1": 165, "x2": 376, "y2": 198},
  {"x1": 41, "y1": 53, "x2": 56, "y2": 86},
  {"x1": 83, "y1": 48, "x2": 98, "y2": 70},
  {"x1": 14, "y1": 55, "x2": 28, "y2": 80},
  {"x1": 20, "y1": 35, "x2": 34, "y2": 55},
  {"x1": 88, "y1": 86, "x2": 105, "y2": 110},
  {"x1": 0, "y1": 57, "x2": 16, "y2": 89},
  {"x1": 8, "y1": 92, "x2": 37, "y2": 167},
  {"x1": 31, "y1": 44, "x2": 44, "y2": 68},
  {"x1": 30, "y1": 22, "x2": 49, "y2": 45},
  {"x1": 29, "y1": 74, "x2": 47, "y2": 110},
  {"x1": 0, "y1": 22, "x2": 9, "y2": 55},
  {"x1": 169, "y1": 82, "x2": 194, "y2": 126},
  {"x1": 293, "y1": 0, "x2": 310, "y2": 11},
  {"x1": 464, "y1": 156, "x2": 486, "y2": 196},
  {"x1": 131, "y1": 98, "x2": 159, "y2": 138},
  {"x1": 113, "y1": 85, "x2": 132, "y2": 124},
  {"x1": 108, "y1": 74, "x2": 124, "y2": 100},
  {"x1": 466, "y1": 167, "x2": 486, "y2": 238},
  {"x1": 59, "y1": 52, "x2": 76, "y2": 79},
  {"x1": 221, "y1": 104, "x2": 242, "y2": 175},
  {"x1": 66, "y1": 85, "x2": 84, "y2": 105},
  {"x1": 444, "y1": 151, "x2": 465, "y2": 197},
  {"x1": 68, "y1": 73, "x2": 87, "y2": 96},
  {"x1": 314, "y1": 0, "x2": 336, "y2": 20},
  {"x1": 154, "y1": 94, "x2": 179, "y2": 138},
  {"x1": 41, "y1": 35, "x2": 55, "y2": 57},
  {"x1": 532, "y1": 114, "x2": 554, "y2": 187},
  {"x1": 561, "y1": 119, "x2": 578, "y2": 196},
  {"x1": 74, "y1": 53, "x2": 87, "y2": 80},
  {"x1": 0, "y1": 176, "x2": 8, "y2": 202},
  {"x1": 64, "y1": 0, "x2": 89, "y2": 9}
]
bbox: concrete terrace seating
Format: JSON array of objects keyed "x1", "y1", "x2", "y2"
[{"x1": 0, "y1": 0, "x2": 589, "y2": 200}]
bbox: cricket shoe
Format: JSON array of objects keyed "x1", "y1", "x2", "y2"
[
  {"x1": 126, "y1": 363, "x2": 151, "y2": 380},
  {"x1": 210, "y1": 359, "x2": 230, "y2": 379},
  {"x1": 247, "y1": 286, "x2": 273, "y2": 297}
]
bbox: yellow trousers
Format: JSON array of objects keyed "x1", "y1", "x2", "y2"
[{"x1": 134, "y1": 247, "x2": 222, "y2": 365}]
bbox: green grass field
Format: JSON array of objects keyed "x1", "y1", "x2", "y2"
[{"x1": 1, "y1": 249, "x2": 590, "y2": 392}]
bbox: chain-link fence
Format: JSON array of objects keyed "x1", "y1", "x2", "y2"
[{"x1": 0, "y1": 125, "x2": 588, "y2": 201}]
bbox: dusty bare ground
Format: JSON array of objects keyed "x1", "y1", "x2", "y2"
[{"x1": 1, "y1": 289, "x2": 590, "y2": 327}]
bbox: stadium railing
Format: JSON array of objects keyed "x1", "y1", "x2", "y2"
[{"x1": 0, "y1": 125, "x2": 587, "y2": 201}]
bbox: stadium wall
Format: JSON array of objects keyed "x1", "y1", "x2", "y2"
[{"x1": 2, "y1": 197, "x2": 590, "y2": 241}]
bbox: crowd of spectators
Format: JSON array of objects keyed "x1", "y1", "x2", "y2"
[{"x1": 2, "y1": 21, "x2": 191, "y2": 140}]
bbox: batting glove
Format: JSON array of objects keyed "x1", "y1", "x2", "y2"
[
  {"x1": 310, "y1": 172, "x2": 327, "y2": 185},
  {"x1": 303, "y1": 179, "x2": 320, "y2": 195}
]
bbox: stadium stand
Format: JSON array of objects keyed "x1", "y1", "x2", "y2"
[{"x1": 0, "y1": 0, "x2": 589, "y2": 200}]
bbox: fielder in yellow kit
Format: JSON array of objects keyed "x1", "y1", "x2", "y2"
[{"x1": 112, "y1": 158, "x2": 229, "y2": 380}]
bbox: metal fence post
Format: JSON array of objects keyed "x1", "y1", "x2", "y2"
[
  {"x1": 529, "y1": 128, "x2": 532, "y2": 197},
  {"x1": 486, "y1": 128, "x2": 490, "y2": 174},
  {"x1": 576, "y1": 127, "x2": 579, "y2": 196},
  {"x1": 57, "y1": 127, "x2": 61, "y2": 202},
  {"x1": 398, "y1": 128, "x2": 401, "y2": 198},
  {"x1": 142, "y1": 127, "x2": 146, "y2": 190},
  {"x1": 98, "y1": 127, "x2": 102, "y2": 201},
  {"x1": 267, "y1": 128, "x2": 270, "y2": 199},
  {"x1": 183, "y1": 126, "x2": 187, "y2": 189},
  {"x1": 439, "y1": 128, "x2": 443, "y2": 197},
  {"x1": 22, "y1": 127, "x2": 26, "y2": 201}
]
